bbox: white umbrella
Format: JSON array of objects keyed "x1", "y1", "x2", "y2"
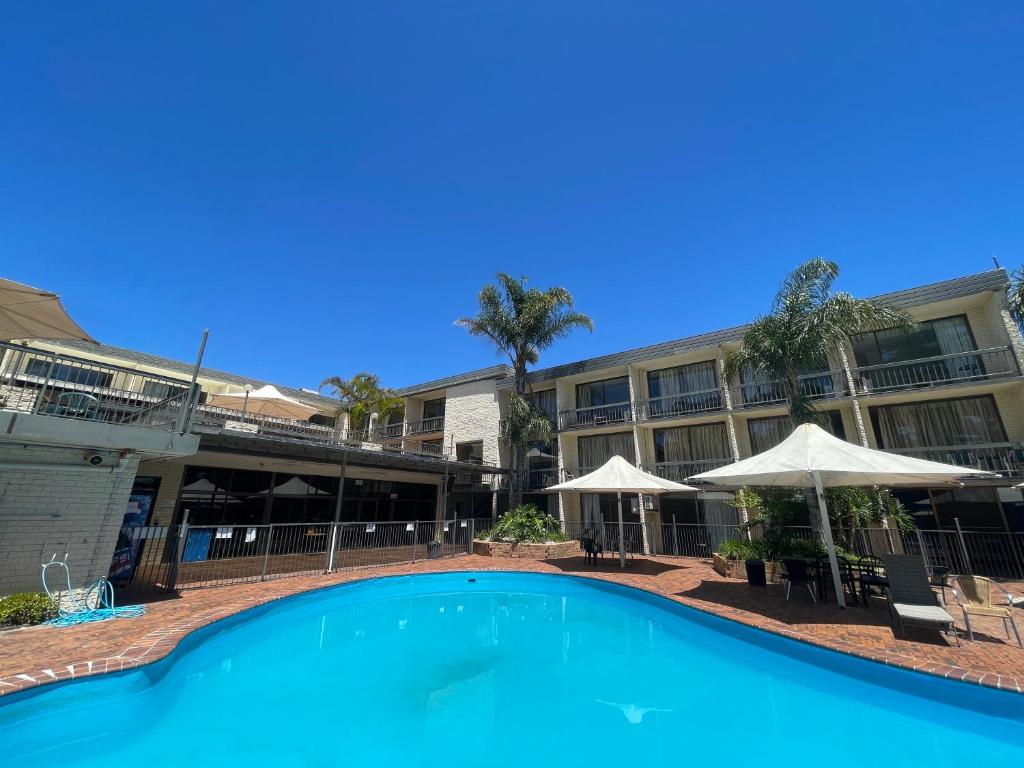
[
  {"x1": 690, "y1": 423, "x2": 999, "y2": 607},
  {"x1": 546, "y1": 455, "x2": 699, "y2": 568},
  {"x1": 206, "y1": 384, "x2": 320, "y2": 421},
  {"x1": 0, "y1": 277, "x2": 97, "y2": 343}
]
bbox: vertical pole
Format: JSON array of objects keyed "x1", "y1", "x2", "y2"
[
  {"x1": 916, "y1": 528, "x2": 931, "y2": 572},
  {"x1": 617, "y1": 490, "x2": 626, "y2": 568},
  {"x1": 813, "y1": 472, "x2": 846, "y2": 608},
  {"x1": 954, "y1": 517, "x2": 973, "y2": 574},
  {"x1": 261, "y1": 525, "x2": 274, "y2": 582},
  {"x1": 672, "y1": 514, "x2": 678, "y2": 557},
  {"x1": 326, "y1": 452, "x2": 348, "y2": 572},
  {"x1": 412, "y1": 520, "x2": 419, "y2": 563},
  {"x1": 169, "y1": 509, "x2": 190, "y2": 591},
  {"x1": 32, "y1": 358, "x2": 57, "y2": 414},
  {"x1": 468, "y1": 518, "x2": 475, "y2": 554},
  {"x1": 177, "y1": 329, "x2": 208, "y2": 434}
]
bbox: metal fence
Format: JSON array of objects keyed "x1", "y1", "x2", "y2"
[{"x1": 111, "y1": 518, "x2": 489, "y2": 595}]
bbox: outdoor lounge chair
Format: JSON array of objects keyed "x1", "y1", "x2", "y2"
[
  {"x1": 951, "y1": 575, "x2": 1023, "y2": 648},
  {"x1": 881, "y1": 554, "x2": 958, "y2": 645}
]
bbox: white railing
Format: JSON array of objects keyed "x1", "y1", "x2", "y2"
[
  {"x1": 406, "y1": 416, "x2": 444, "y2": 435},
  {"x1": 634, "y1": 387, "x2": 724, "y2": 420},
  {"x1": 558, "y1": 401, "x2": 633, "y2": 430},
  {"x1": 0, "y1": 341, "x2": 197, "y2": 433}
]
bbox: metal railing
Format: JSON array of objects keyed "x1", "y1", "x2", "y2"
[
  {"x1": 559, "y1": 465, "x2": 600, "y2": 482},
  {"x1": 144, "y1": 518, "x2": 489, "y2": 591},
  {"x1": 886, "y1": 443, "x2": 1024, "y2": 477},
  {"x1": 558, "y1": 401, "x2": 633, "y2": 430},
  {"x1": 406, "y1": 416, "x2": 444, "y2": 435},
  {"x1": 634, "y1": 388, "x2": 724, "y2": 421},
  {"x1": 731, "y1": 370, "x2": 845, "y2": 409},
  {"x1": 639, "y1": 459, "x2": 733, "y2": 483},
  {"x1": 850, "y1": 346, "x2": 1020, "y2": 394},
  {"x1": 0, "y1": 341, "x2": 197, "y2": 432}
]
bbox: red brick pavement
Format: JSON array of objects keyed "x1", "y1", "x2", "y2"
[{"x1": 1, "y1": 555, "x2": 1022, "y2": 698}]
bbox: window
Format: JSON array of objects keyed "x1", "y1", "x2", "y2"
[
  {"x1": 141, "y1": 380, "x2": 190, "y2": 399},
  {"x1": 25, "y1": 359, "x2": 112, "y2": 388},
  {"x1": 528, "y1": 389, "x2": 557, "y2": 421},
  {"x1": 654, "y1": 423, "x2": 731, "y2": 466},
  {"x1": 646, "y1": 361, "x2": 721, "y2": 416},
  {"x1": 851, "y1": 315, "x2": 983, "y2": 387},
  {"x1": 422, "y1": 397, "x2": 445, "y2": 420},
  {"x1": 738, "y1": 358, "x2": 833, "y2": 406},
  {"x1": 870, "y1": 395, "x2": 1007, "y2": 450},
  {"x1": 456, "y1": 440, "x2": 484, "y2": 464},
  {"x1": 747, "y1": 412, "x2": 845, "y2": 454},
  {"x1": 576, "y1": 376, "x2": 630, "y2": 408}
]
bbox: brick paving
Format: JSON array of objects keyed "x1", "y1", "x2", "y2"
[{"x1": 1, "y1": 555, "x2": 1022, "y2": 698}]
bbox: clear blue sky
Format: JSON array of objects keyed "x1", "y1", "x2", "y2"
[{"x1": 2, "y1": 3, "x2": 1022, "y2": 391}]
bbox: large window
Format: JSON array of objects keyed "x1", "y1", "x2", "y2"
[
  {"x1": 528, "y1": 389, "x2": 557, "y2": 422},
  {"x1": 851, "y1": 315, "x2": 983, "y2": 388},
  {"x1": 748, "y1": 412, "x2": 845, "y2": 455},
  {"x1": 577, "y1": 431, "x2": 635, "y2": 468},
  {"x1": 654, "y1": 423, "x2": 731, "y2": 467},
  {"x1": 422, "y1": 397, "x2": 446, "y2": 420},
  {"x1": 25, "y1": 359, "x2": 112, "y2": 388},
  {"x1": 645, "y1": 361, "x2": 721, "y2": 416},
  {"x1": 571, "y1": 376, "x2": 631, "y2": 427},
  {"x1": 456, "y1": 440, "x2": 483, "y2": 464},
  {"x1": 738, "y1": 359, "x2": 834, "y2": 406},
  {"x1": 870, "y1": 395, "x2": 1007, "y2": 450}
]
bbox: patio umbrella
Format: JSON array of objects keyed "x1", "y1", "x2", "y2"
[
  {"x1": 206, "y1": 384, "x2": 320, "y2": 421},
  {"x1": 690, "y1": 423, "x2": 999, "y2": 607},
  {"x1": 0, "y1": 278, "x2": 97, "y2": 343},
  {"x1": 546, "y1": 455, "x2": 699, "y2": 568}
]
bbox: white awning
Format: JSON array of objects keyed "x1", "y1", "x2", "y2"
[
  {"x1": 206, "y1": 384, "x2": 321, "y2": 421},
  {"x1": 546, "y1": 455, "x2": 699, "y2": 494}
]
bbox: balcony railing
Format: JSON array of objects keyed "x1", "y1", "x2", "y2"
[
  {"x1": 406, "y1": 416, "x2": 444, "y2": 435},
  {"x1": 559, "y1": 465, "x2": 600, "y2": 482},
  {"x1": 383, "y1": 422, "x2": 404, "y2": 438},
  {"x1": 0, "y1": 341, "x2": 197, "y2": 433},
  {"x1": 731, "y1": 370, "x2": 845, "y2": 409},
  {"x1": 640, "y1": 458, "x2": 734, "y2": 483},
  {"x1": 885, "y1": 443, "x2": 1024, "y2": 477},
  {"x1": 851, "y1": 346, "x2": 1020, "y2": 394},
  {"x1": 634, "y1": 387, "x2": 724, "y2": 421},
  {"x1": 558, "y1": 401, "x2": 633, "y2": 430}
]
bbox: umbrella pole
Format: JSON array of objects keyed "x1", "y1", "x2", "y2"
[
  {"x1": 617, "y1": 491, "x2": 626, "y2": 568},
  {"x1": 812, "y1": 472, "x2": 846, "y2": 609}
]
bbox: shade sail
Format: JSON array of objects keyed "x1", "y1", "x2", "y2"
[
  {"x1": 206, "y1": 384, "x2": 321, "y2": 421},
  {"x1": 688, "y1": 423, "x2": 998, "y2": 488},
  {"x1": 0, "y1": 278, "x2": 97, "y2": 343},
  {"x1": 546, "y1": 455, "x2": 700, "y2": 494}
]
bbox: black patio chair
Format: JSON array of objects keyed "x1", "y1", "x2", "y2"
[
  {"x1": 781, "y1": 559, "x2": 816, "y2": 603},
  {"x1": 816, "y1": 555, "x2": 859, "y2": 604},
  {"x1": 580, "y1": 537, "x2": 603, "y2": 566},
  {"x1": 858, "y1": 555, "x2": 888, "y2": 607}
]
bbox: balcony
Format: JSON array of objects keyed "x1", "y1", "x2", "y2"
[
  {"x1": 382, "y1": 422, "x2": 404, "y2": 438},
  {"x1": 0, "y1": 341, "x2": 196, "y2": 433},
  {"x1": 558, "y1": 402, "x2": 633, "y2": 430},
  {"x1": 731, "y1": 370, "x2": 845, "y2": 409},
  {"x1": 406, "y1": 416, "x2": 444, "y2": 436},
  {"x1": 634, "y1": 388, "x2": 724, "y2": 421},
  {"x1": 640, "y1": 458, "x2": 734, "y2": 483},
  {"x1": 885, "y1": 443, "x2": 1024, "y2": 478},
  {"x1": 851, "y1": 346, "x2": 1020, "y2": 395}
]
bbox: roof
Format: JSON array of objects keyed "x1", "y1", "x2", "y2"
[
  {"x1": 396, "y1": 364, "x2": 512, "y2": 397},
  {"x1": 43, "y1": 339, "x2": 341, "y2": 410}
]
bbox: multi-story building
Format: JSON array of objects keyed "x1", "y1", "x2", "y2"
[{"x1": 2, "y1": 267, "x2": 1023, "y2": 591}]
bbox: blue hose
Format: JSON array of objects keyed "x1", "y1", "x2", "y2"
[{"x1": 41, "y1": 555, "x2": 145, "y2": 627}]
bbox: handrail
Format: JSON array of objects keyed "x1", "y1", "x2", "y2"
[
  {"x1": 634, "y1": 387, "x2": 724, "y2": 420},
  {"x1": 558, "y1": 400, "x2": 633, "y2": 429}
]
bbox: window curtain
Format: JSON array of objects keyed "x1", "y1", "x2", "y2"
[
  {"x1": 578, "y1": 432, "x2": 635, "y2": 467},
  {"x1": 931, "y1": 317, "x2": 982, "y2": 378},
  {"x1": 657, "y1": 423, "x2": 729, "y2": 463},
  {"x1": 748, "y1": 417, "x2": 794, "y2": 454},
  {"x1": 652, "y1": 361, "x2": 718, "y2": 396},
  {"x1": 874, "y1": 397, "x2": 1006, "y2": 449},
  {"x1": 576, "y1": 382, "x2": 593, "y2": 409}
]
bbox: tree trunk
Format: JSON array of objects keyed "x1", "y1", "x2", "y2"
[{"x1": 508, "y1": 367, "x2": 529, "y2": 510}]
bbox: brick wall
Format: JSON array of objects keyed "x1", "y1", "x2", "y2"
[{"x1": 0, "y1": 445, "x2": 141, "y2": 595}]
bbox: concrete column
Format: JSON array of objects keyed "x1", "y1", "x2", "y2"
[{"x1": 627, "y1": 363, "x2": 650, "y2": 554}]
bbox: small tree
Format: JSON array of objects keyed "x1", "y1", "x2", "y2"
[
  {"x1": 319, "y1": 372, "x2": 404, "y2": 433},
  {"x1": 457, "y1": 274, "x2": 593, "y2": 507},
  {"x1": 1009, "y1": 266, "x2": 1024, "y2": 332}
]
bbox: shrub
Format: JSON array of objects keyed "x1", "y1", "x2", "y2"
[
  {"x1": 717, "y1": 538, "x2": 770, "y2": 561},
  {"x1": 0, "y1": 593, "x2": 57, "y2": 627},
  {"x1": 479, "y1": 505, "x2": 566, "y2": 544}
]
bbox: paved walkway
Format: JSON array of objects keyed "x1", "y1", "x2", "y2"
[{"x1": 1, "y1": 555, "x2": 1022, "y2": 698}]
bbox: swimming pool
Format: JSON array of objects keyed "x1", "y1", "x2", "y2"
[{"x1": 2, "y1": 572, "x2": 1022, "y2": 767}]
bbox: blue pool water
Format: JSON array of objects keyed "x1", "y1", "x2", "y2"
[{"x1": 2, "y1": 572, "x2": 1023, "y2": 767}]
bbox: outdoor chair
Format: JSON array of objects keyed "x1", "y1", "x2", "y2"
[
  {"x1": 816, "y1": 554, "x2": 858, "y2": 604},
  {"x1": 857, "y1": 555, "x2": 888, "y2": 607},
  {"x1": 44, "y1": 391, "x2": 100, "y2": 420},
  {"x1": 951, "y1": 575, "x2": 1023, "y2": 648},
  {"x1": 881, "y1": 555, "x2": 959, "y2": 645},
  {"x1": 580, "y1": 537, "x2": 603, "y2": 566},
  {"x1": 781, "y1": 559, "x2": 816, "y2": 603}
]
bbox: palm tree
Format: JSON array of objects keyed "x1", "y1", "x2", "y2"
[
  {"x1": 457, "y1": 273, "x2": 593, "y2": 506},
  {"x1": 1008, "y1": 267, "x2": 1024, "y2": 331},
  {"x1": 726, "y1": 259, "x2": 912, "y2": 425},
  {"x1": 319, "y1": 372, "x2": 404, "y2": 434}
]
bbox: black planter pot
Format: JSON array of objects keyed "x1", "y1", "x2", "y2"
[{"x1": 745, "y1": 558, "x2": 767, "y2": 587}]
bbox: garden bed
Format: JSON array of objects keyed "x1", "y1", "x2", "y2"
[
  {"x1": 712, "y1": 554, "x2": 784, "y2": 584},
  {"x1": 473, "y1": 540, "x2": 580, "y2": 559}
]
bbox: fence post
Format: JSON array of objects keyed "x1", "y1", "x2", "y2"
[
  {"x1": 168, "y1": 510, "x2": 190, "y2": 591},
  {"x1": 954, "y1": 517, "x2": 973, "y2": 574},
  {"x1": 32, "y1": 358, "x2": 58, "y2": 414},
  {"x1": 261, "y1": 525, "x2": 274, "y2": 582},
  {"x1": 324, "y1": 522, "x2": 338, "y2": 573},
  {"x1": 672, "y1": 516, "x2": 678, "y2": 556},
  {"x1": 914, "y1": 528, "x2": 931, "y2": 573},
  {"x1": 412, "y1": 520, "x2": 419, "y2": 563},
  {"x1": 468, "y1": 518, "x2": 475, "y2": 554}
]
